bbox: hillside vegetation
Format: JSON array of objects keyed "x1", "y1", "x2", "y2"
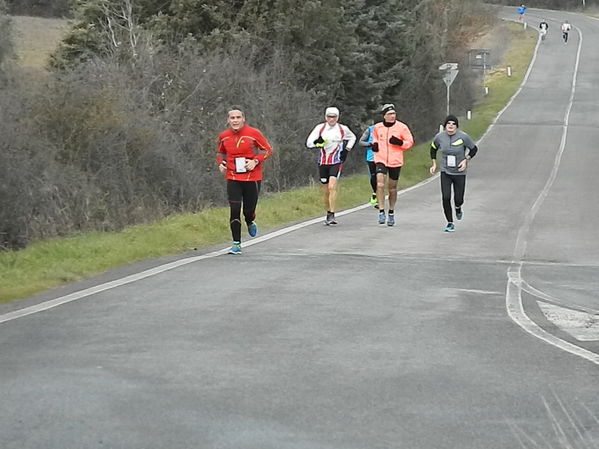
[
  {"x1": 1, "y1": 0, "x2": 498, "y2": 253},
  {"x1": 11, "y1": 15, "x2": 68, "y2": 69}
]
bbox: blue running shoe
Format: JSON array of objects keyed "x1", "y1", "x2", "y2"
[
  {"x1": 378, "y1": 211, "x2": 386, "y2": 225},
  {"x1": 387, "y1": 213, "x2": 395, "y2": 227},
  {"x1": 456, "y1": 209, "x2": 463, "y2": 220},
  {"x1": 443, "y1": 223, "x2": 455, "y2": 232},
  {"x1": 228, "y1": 241, "x2": 242, "y2": 254},
  {"x1": 248, "y1": 221, "x2": 258, "y2": 237}
]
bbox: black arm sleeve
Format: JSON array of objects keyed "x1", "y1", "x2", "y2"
[
  {"x1": 467, "y1": 145, "x2": 478, "y2": 158},
  {"x1": 430, "y1": 145, "x2": 438, "y2": 160}
]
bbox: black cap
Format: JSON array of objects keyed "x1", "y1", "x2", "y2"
[{"x1": 444, "y1": 115, "x2": 459, "y2": 128}]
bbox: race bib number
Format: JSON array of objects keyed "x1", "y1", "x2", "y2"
[
  {"x1": 235, "y1": 157, "x2": 247, "y2": 173},
  {"x1": 447, "y1": 155, "x2": 457, "y2": 167}
]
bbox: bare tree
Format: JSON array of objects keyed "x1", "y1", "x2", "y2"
[{"x1": 97, "y1": 0, "x2": 142, "y2": 59}]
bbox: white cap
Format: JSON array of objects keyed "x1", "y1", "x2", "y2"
[{"x1": 325, "y1": 107, "x2": 339, "y2": 117}]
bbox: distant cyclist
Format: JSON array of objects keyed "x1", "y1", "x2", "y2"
[
  {"x1": 539, "y1": 19, "x2": 549, "y2": 41},
  {"x1": 561, "y1": 20, "x2": 571, "y2": 43}
]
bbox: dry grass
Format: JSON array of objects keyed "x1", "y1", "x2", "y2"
[{"x1": 10, "y1": 15, "x2": 69, "y2": 69}]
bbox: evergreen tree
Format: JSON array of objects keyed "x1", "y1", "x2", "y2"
[{"x1": 53, "y1": 0, "x2": 490, "y2": 134}]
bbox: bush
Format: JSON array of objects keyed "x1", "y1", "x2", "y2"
[{"x1": 0, "y1": 39, "x2": 325, "y2": 249}]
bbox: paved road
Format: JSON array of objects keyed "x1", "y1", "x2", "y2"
[{"x1": 2, "y1": 9, "x2": 599, "y2": 449}]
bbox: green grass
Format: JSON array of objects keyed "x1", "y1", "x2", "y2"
[
  {"x1": 460, "y1": 23, "x2": 537, "y2": 140},
  {"x1": 0, "y1": 22, "x2": 537, "y2": 304}
]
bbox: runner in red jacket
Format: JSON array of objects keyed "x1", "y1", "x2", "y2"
[{"x1": 217, "y1": 107, "x2": 273, "y2": 254}]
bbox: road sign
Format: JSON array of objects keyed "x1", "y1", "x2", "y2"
[
  {"x1": 439, "y1": 63, "x2": 459, "y2": 87},
  {"x1": 439, "y1": 63, "x2": 459, "y2": 115},
  {"x1": 468, "y1": 49, "x2": 490, "y2": 70}
]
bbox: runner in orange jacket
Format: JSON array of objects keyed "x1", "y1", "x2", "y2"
[{"x1": 371, "y1": 103, "x2": 414, "y2": 226}]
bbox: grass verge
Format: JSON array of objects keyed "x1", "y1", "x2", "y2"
[{"x1": 0, "y1": 22, "x2": 537, "y2": 304}]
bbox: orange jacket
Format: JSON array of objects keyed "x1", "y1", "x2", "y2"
[
  {"x1": 372, "y1": 121, "x2": 414, "y2": 167},
  {"x1": 217, "y1": 125, "x2": 273, "y2": 181}
]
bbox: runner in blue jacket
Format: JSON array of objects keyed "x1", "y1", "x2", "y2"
[{"x1": 358, "y1": 124, "x2": 378, "y2": 208}]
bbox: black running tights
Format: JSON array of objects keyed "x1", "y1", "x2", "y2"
[
  {"x1": 227, "y1": 180, "x2": 261, "y2": 242},
  {"x1": 440, "y1": 172, "x2": 466, "y2": 223},
  {"x1": 367, "y1": 161, "x2": 377, "y2": 192}
]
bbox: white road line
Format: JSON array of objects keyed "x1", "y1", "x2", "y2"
[
  {"x1": 457, "y1": 289, "x2": 503, "y2": 295},
  {"x1": 0, "y1": 177, "x2": 439, "y2": 324},
  {"x1": 507, "y1": 265, "x2": 599, "y2": 364},
  {"x1": 520, "y1": 279, "x2": 599, "y2": 315},
  {"x1": 503, "y1": 23, "x2": 599, "y2": 364}
]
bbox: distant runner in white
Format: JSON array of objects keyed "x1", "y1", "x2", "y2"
[
  {"x1": 539, "y1": 19, "x2": 549, "y2": 41},
  {"x1": 561, "y1": 20, "x2": 572, "y2": 43}
]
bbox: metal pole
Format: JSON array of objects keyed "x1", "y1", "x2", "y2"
[{"x1": 446, "y1": 84, "x2": 450, "y2": 116}]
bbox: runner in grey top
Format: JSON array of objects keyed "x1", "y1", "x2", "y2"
[
  {"x1": 430, "y1": 123, "x2": 476, "y2": 175},
  {"x1": 429, "y1": 115, "x2": 479, "y2": 232}
]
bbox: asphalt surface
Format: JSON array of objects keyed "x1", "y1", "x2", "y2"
[{"x1": 2, "y1": 8, "x2": 599, "y2": 449}]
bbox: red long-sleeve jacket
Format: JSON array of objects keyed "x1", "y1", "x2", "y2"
[{"x1": 216, "y1": 125, "x2": 273, "y2": 181}]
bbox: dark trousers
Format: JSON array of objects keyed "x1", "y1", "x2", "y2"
[
  {"x1": 440, "y1": 172, "x2": 465, "y2": 223},
  {"x1": 227, "y1": 180, "x2": 261, "y2": 242},
  {"x1": 367, "y1": 161, "x2": 377, "y2": 192}
]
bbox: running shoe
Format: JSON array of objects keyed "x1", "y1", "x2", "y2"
[
  {"x1": 456, "y1": 209, "x2": 463, "y2": 220},
  {"x1": 443, "y1": 223, "x2": 455, "y2": 232},
  {"x1": 378, "y1": 211, "x2": 386, "y2": 225},
  {"x1": 387, "y1": 213, "x2": 395, "y2": 227},
  {"x1": 369, "y1": 194, "x2": 378, "y2": 208},
  {"x1": 248, "y1": 221, "x2": 258, "y2": 237},
  {"x1": 325, "y1": 212, "x2": 337, "y2": 226},
  {"x1": 228, "y1": 241, "x2": 242, "y2": 254}
]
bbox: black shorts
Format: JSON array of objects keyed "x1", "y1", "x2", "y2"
[
  {"x1": 319, "y1": 164, "x2": 341, "y2": 184},
  {"x1": 375, "y1": 163, "x2": 401, "y2": 181},
  {"x1": 226, "y1": 180, "x2": 261, "y2": 203}
]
